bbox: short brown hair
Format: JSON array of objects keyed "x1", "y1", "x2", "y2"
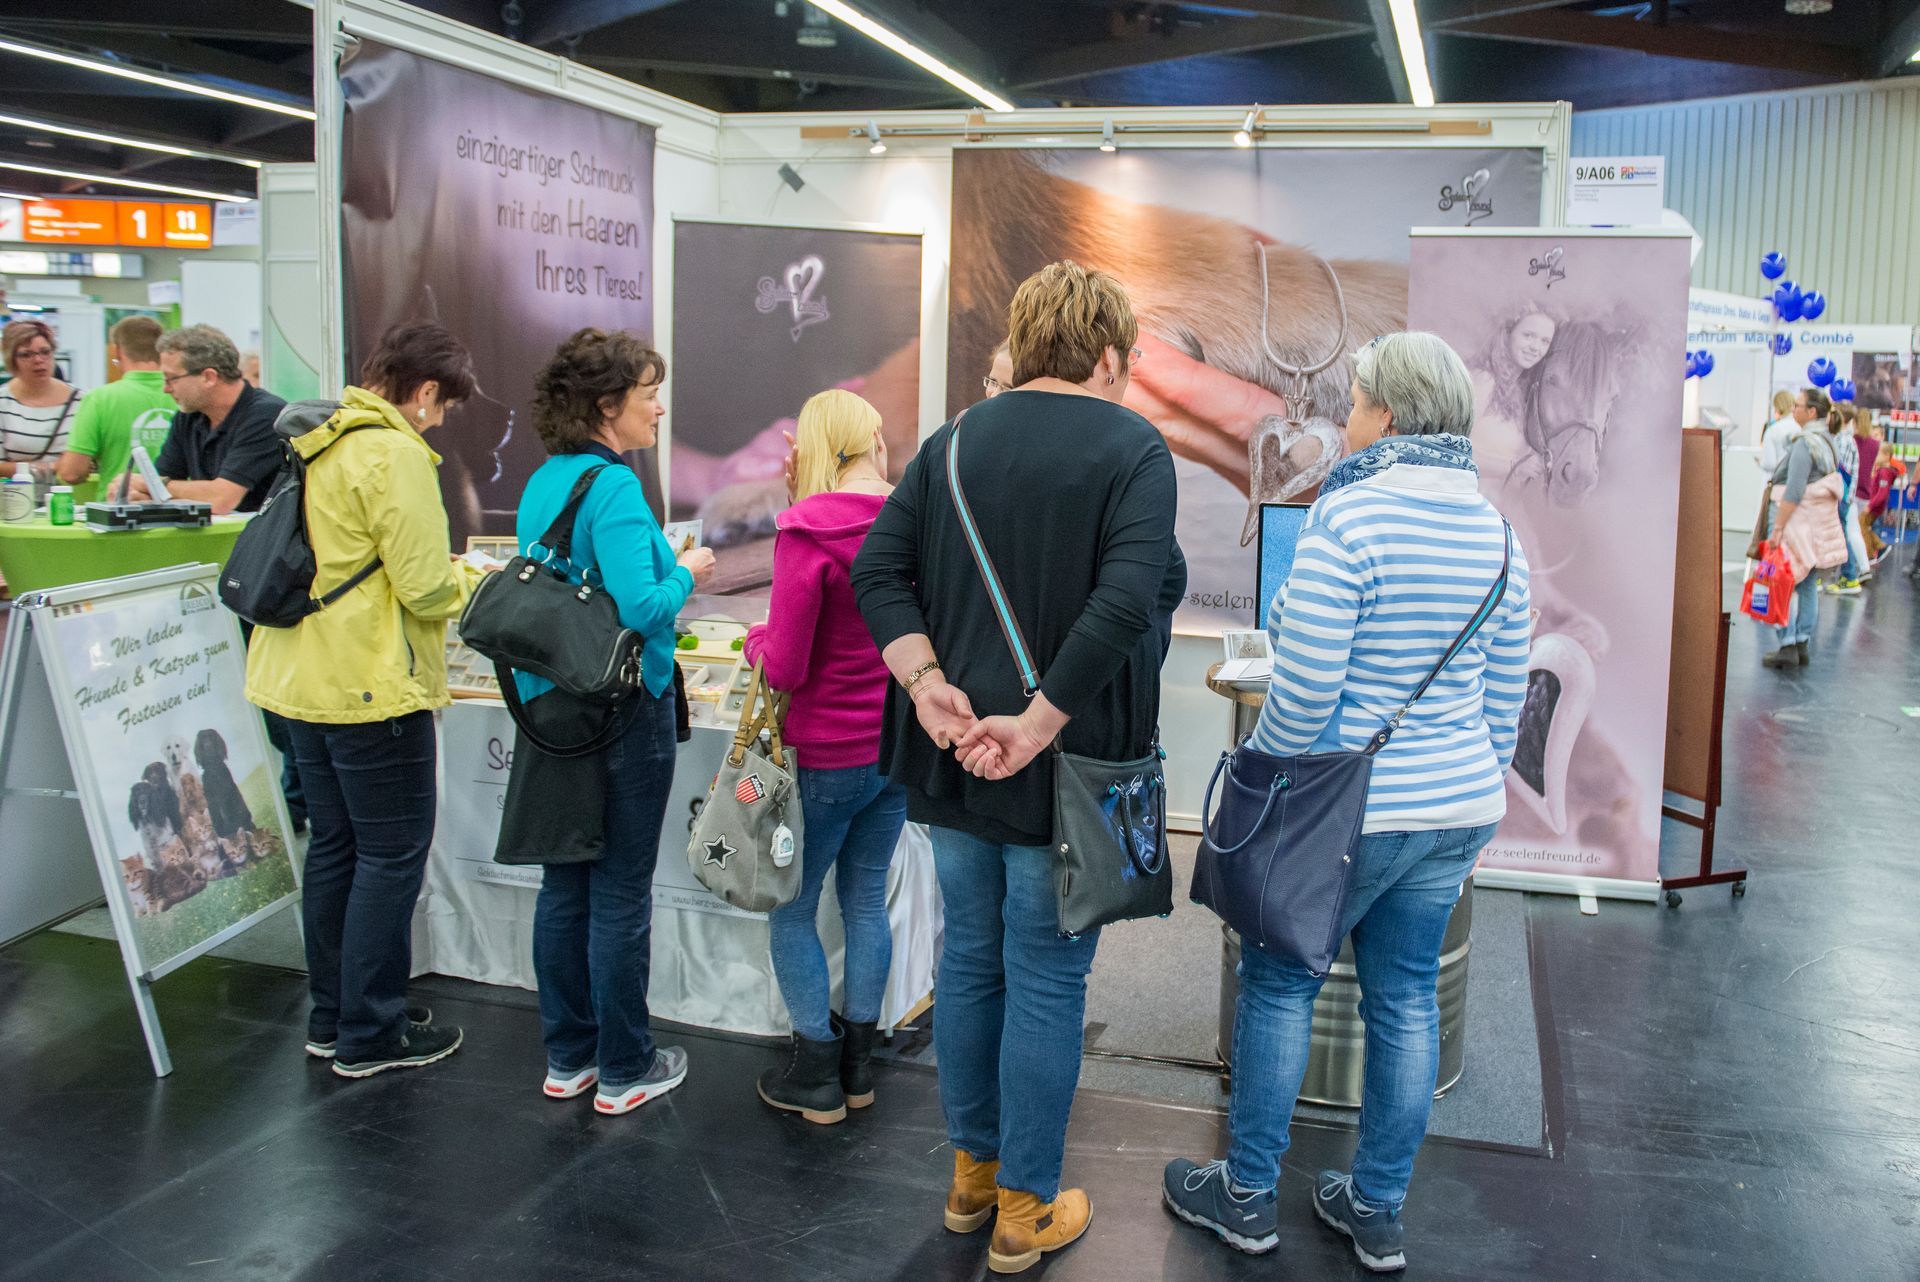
[
  {"x1": 532, "y1": 328, "x2": 665, "y2": 454},
  {"x1": 358, "y1": 321, "x2": 476, "y2": 407},
  {"x1": 1801, "y1": 387, "x2": 1831, "y2": 418},
  {"x1": 1005, "y1": 260, "x2": 1138, "y2": 387},
  {"x1": 109, "y1": 316, "x2": 163, "y2": 364},
  {"x1": 2, "y1": 319, "x2": 55, "y2": 373}
]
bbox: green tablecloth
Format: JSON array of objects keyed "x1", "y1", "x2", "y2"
[{"x1": 0, "y1": 510, "x2": 249, "y2": 596}]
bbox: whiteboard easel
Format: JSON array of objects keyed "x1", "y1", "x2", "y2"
[{"x1": 0, "y1": 564, "x2": 301, "y2": 1077}]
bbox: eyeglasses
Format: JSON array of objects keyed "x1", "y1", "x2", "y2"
[
  {"x1": 982, "y1": 376, "x2": 1005, "y2": 393},
  {"x1": 161, "y1": 370, "x2": 200, "y2": 388},
  {"x1": 1127, "y1": 346, "x2": 1143, "y2": 366},
  {"x1": 16, "y1": 345, "x2": 52, "y2": 360}
]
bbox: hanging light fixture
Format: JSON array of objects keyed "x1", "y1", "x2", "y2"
[
  {"x1": 1783, "y1": 0, "x2": 1834, "y2": 13},
  {"x1": 865, "y1": 120, "x2": 886, "y2": 155},
  {"x1": 1099, "y1": 120, "x2": 1116, "y2": 152}
]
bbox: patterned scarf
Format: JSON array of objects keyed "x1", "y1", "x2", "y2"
[{"x1": 1322, "y1": 432, "x2": 1478, "y2": 495}]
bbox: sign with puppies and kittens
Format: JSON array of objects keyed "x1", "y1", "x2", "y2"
[{"x1": 29, "y1": 569, "x2": 298, "y2": 981}]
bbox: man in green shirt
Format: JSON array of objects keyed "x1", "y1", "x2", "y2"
[{"x1": 56, "y1": 316, "x2": 176, "y2": 488}]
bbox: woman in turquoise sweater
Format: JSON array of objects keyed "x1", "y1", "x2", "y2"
[{"x1": 516, "y1": 329, "x2": 714, "y2": 1116}]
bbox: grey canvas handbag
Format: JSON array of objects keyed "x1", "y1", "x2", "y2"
[
  {"x1": 945, "y1": 416, "x2": 1174, "y2": 939},
  {"x1": 687, "y1": 661, "x2": 805, "y2": 914}
]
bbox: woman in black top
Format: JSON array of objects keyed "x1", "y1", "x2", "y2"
[{"x1": 853, "y1": 261, "x2": 1184, "y2": 1275}]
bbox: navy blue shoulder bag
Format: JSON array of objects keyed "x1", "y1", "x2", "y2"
[{"x1": 1192, "y1": 524, "x2": 1510, "y2": 974}]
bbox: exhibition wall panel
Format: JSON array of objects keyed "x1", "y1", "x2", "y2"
[{"x1": 1575, "y1": 78, "x2": 1920, "y2": 326}]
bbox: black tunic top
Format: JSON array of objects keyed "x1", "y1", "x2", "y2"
[{"x1": 852, "y1": 390, "x2": 1186, "y2": 847}]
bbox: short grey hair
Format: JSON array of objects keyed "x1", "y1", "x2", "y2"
[
  {"x1": 157, "y1": 324, "x2": 243, "y2": 382},
  {"x1": 1351, "y1": 331, "x2": 1475, "y2": 437}
]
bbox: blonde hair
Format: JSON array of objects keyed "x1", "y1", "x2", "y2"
[
  {"x1": 792, "y1": 389, "x2": 882, "y2": 501},
  {"x1": 1772, "y1": 389, "x2": 1794, "y2": 419},
  {"x1": 1006, "y1": 260, "x2": 1138, "y2": 387}
]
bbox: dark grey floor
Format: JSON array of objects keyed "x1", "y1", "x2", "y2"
[{"x1": 3, "y1": 546, "x2": 1918, "y2": 1280}]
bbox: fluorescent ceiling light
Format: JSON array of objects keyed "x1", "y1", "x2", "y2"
[
  {"x1": 1099, "y1": 120, "x2": 1116, "y2": 153},
  {"x1": 0, "y1": 36, "x2": 316, "y2": 121},
  {"x1": 0, "y1": 111, "x2": 262, "y2": 169},
  {"x1": 866, "y1": 120, "x2": 886, "y2": 155},
  {"x1": 806, "y1": 1, "x2": 1014, "y2": 112},
  {"x1": 0, "y1": 160, "x2": 249, "y2": 203},
  {"x1": 1385, "y1": 0, "x2": 1437, "y2": 109}
]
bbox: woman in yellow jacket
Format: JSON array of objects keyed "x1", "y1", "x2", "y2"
[{"x1": 247, "y1": 321, "x2": 483, "y2": 1079}]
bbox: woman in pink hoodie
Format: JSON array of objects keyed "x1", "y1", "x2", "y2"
[{"x1": 747, "y1": 389, "x2": 907, "y2": 1125}]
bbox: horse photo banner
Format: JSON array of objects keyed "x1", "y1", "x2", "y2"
[
  {"x1": 1410, "y1": 229, "x2": 1694, "y2": 893},
  {"x1": 341, "y1": 40, "x2": 658, "y2": 547},
  {"x1": 948, "y1": 146, "x2": 1545, "y2": 632}
]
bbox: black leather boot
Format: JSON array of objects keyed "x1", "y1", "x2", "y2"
[
  {"x1": 836, "y1": 1012, "x2": 880, "y2": 1109},
  {"x1": 757, "y1": 1029, "x2": 846, "y2": 1124}
]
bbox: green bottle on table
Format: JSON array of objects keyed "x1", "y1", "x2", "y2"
[{"x1": 48, "y1": 485, "x2": 75, "y2": 526}]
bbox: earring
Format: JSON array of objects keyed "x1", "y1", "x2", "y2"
[
  {"x1": 1105, "y1": 374, "x2": 1115, "y2": 385},
  {"x1": 416, "y1": 407, "x2": 426, "y2": 422}
]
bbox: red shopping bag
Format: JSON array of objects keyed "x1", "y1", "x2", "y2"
[{"x1": 1739, "y1": 541, "x2": 1793, "y2": 626}]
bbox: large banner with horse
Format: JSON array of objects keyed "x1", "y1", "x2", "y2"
[
  {"x1": 1411, "y1": 229, "x2": 1693, "y2": 889},
  {"x1": 947, "y1": 146, "x2": 1546, "y2": 633}
]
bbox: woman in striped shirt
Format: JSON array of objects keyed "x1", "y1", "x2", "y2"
[
  {"x1": 1165, "y1": 332, "x2": 1532, "y2": 1273},
  {"x1": 0, "y1": 319, "x2": 79, "y2": 478}
]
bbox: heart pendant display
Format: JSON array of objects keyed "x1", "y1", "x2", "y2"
[
  {"x1": 1240, "y1": 414, "x2": 1346, "y2": 545},
  {"x1": 1507, "y1": 632, "x2": 1595, "y2": 836}
]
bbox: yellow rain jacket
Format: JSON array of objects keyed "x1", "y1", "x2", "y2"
[{"x1": 246, "y1": 387, "x2": 483, "y2": 724}]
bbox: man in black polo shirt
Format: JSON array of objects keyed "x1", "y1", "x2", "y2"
[
  {"x1": 132, "y1": 324, "x2": 306, "y2": 829},
  {"x1": 129, "y1": 324, "x2": 286, "y2": 513}
]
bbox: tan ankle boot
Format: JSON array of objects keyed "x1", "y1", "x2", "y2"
[
  {"x1": 945, "y1": 1150, "x2": 1000, "y2": 1232},
  {"x1": 987, "y1": 1186, "x2": 1091, "y2": 1274}
]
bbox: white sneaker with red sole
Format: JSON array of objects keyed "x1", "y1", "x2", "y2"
[{"x1": 594, "y1": 1045, "x2": 688, "y2": 1115}]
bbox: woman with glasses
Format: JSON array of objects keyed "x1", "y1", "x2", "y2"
[
  {"x1": 853, "y1": 261, "x2": 1183, "y2": 1274},
  {"x1": 0, "y1": 319, "x2": 78, "y2": 479},
  {"x1": 981, "y1": 340, "x2": 1014, "y2": 399}
]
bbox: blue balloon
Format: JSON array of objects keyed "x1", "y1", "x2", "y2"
[
  {"x1": 1772, "y1": 333, "x2": 1793, "y2": 356},
  {"x1": 1694, "y1": 350, "x2": 1713, "y2": 377},
  {"x1": 1799, "y1": 290, "x2": 1826, "y2": 321},
  {"x1": 1807, "y1": 357, "x2": 1836, "y2": 387},
  {"x1": 1830, "y1": 379, "x2": 1855, "y2": 403},
  {"x1": 1774, "y1": 281, "x2": 1804, "y2": 322},
  {"x1": 1684, "y1": 353, "x2": 1699, "y2": 378},
  {"x1": 1761, "y1": 251, "x2": 1788, "y2": 280}
]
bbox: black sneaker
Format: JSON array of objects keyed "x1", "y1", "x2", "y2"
[
  {"x1": 1312, "y1": 1170, "x2": 1406, "y2": 1272},
  {"x1": 306, "y1": 1004, "x2": 435, "y2": 1059},
  {"x1": 1162, "y1": 1158, "x2": 1278, "y2": 1254},
  {"x1": 332, "y1": 1023, "x2": 463, "y2": 1079}
]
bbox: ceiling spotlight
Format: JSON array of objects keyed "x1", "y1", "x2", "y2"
[
  {"x1": 1233, "y1": 108, "x2": 1257, "y2": 148},
  {"x1": 866, "y1": 120, "x2": 886, "y2": 155},
  {"x1": 1783, "y1": 0, "x2": 1833, "y2": 12},
  {"x1": 1099, "y1": 120, "x2": 1116, "y2": 153}
]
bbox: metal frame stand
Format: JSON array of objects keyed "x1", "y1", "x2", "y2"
[{"x1": 1660, "y1": 613, "x2": 1746, "y2": 906}]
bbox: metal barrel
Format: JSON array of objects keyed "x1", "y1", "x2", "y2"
[{"x1": 1216, "y1": 879, "x2": 1473, "y2": 1105}]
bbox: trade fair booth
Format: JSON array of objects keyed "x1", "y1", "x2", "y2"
[{"x1": 6, "y1": 0, "x2": 1765, "y2": 1075}]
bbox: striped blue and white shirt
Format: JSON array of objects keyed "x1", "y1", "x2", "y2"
[{"x1": 1249, "y1": 463, "x2": 1532, "y2": 834}]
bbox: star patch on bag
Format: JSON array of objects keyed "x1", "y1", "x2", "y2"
[
  {"x1": 703, "y1": 836, "x2": 736, "y2": 869},
  {"x1": 735, "y1": 773, "x2": 767, "y2": 805}
]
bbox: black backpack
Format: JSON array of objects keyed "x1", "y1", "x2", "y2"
[{"x1": 219, "y1": 400, "x2": 385, "y2": 628}]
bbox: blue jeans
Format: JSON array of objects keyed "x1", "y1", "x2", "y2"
[
  {"x1": 1226, "y1": 822, "x2": 1497, "y2": 1211},
  {"x1": 1838, "y1": 495, "x2": 1861, "y2": 580},
  {"x1": 1771, "y1": 571, "x2": 1820, "y2": 648},
  {"x1": 533, "y1": 690, "x2": 676, "y2": 1089},
  {"x1": 929, "y1": 826, "x2": 1101, "y2": 1201},
  {"x1": 289, "y1": 710, "x2": 437, "y2": 1056},
  {"x1": 768, "y1": 764, "x2": 907, "y2": 1041}
]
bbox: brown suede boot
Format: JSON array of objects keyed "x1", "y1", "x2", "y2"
[
  {"x1": 987, "y1": 1186, "x2": 1092, "y2": 1274},
  {"x1": 945, "y1": 1150, "x2": 1000, "y2": 1233}
]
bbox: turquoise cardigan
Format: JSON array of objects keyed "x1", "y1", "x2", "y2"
[{"x1": 512, "y1": 450, "x2": 692, "y2": 701}]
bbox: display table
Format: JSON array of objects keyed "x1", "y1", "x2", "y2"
[
  {"x1": 1203, "y1": 663, "x2": 1472, "y2": 1104},
  {"x1": 0, "y1": 511, "x2": 248, "y2": 596},
  {"x1": 415, "y1": 698, "x2": 940, "y2": 1038}
]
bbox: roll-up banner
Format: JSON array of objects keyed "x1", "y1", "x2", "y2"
[
  {"x1": 340, "y1": 40, "x2": 658, "y2": 546},
  {"x1": 670, "y1": 220, "x2": 922, "y2": 595},
  {"x1": 947, "y1": 147, "x2": 1546, "y2": 633},
  {"x1": 1410, "y1": 229, "x2": 1694, "y2": 895}
]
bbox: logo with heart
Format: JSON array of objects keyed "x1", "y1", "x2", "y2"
[
  {"x1": 1438, "y1": 168, "x2": 1494, "y2": 225},
  {"x1": 1240, "y1": 414, "x2": 1346, "y2": 546},
  {"x1": 1527, "y1": 246, "x2": 1567, "y2": 288},
  {"x1": 755, "y1": 254, "x2": 830, "y2": 340}
]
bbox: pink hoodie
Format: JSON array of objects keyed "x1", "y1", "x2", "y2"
[{"x1": 744, "y1": 490, "x2": 890, "y2": 771}]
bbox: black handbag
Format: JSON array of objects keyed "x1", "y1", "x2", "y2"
[
  {"x1": 459, "y1": 465, "x2": 645, "y2": 707},
  {"x1": 946, "y1": 417, "x2": 1174, "y2": 939},
  {"x1": 494, "y1": 693, "x2": 626, "y2": 866},
  {"x1": 1191, "y1": 525, "x2": 1511, "y2": 974}
]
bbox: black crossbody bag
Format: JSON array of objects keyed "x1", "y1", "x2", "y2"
[
  {"x1": 946, "y1": 417, "x2": 1173, "y2": 939},
  {"x1": 1191, "y1": 524, "x2": 1511, "y2": 975}
]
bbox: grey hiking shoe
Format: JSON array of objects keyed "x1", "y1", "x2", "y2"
[
  {"x1": 1313, "y1": 1171, "x2": 1406, "y2": 1272},
  {"x1": 1163, "y1": 1158, "x2": 1278, "y2": 1254}
]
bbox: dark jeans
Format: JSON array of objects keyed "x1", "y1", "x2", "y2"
[
  {"x1": 289, "y1": 710, "x2": 437, "y2": 1057},
  {"x1": 533, "y1": 689, "x2": 676, "y2": 1090}
]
